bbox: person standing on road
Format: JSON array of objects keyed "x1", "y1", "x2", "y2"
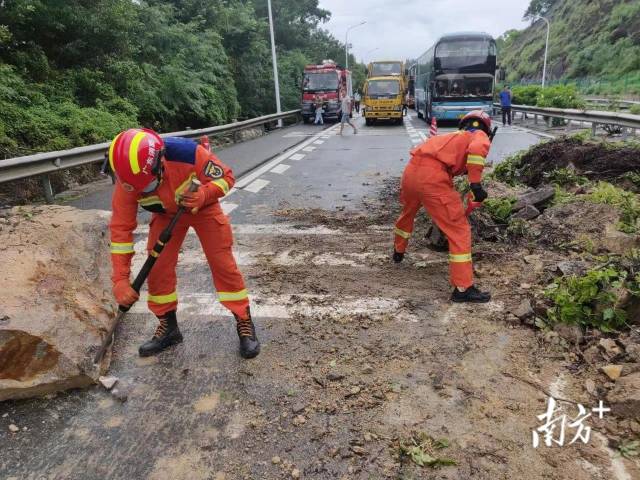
[
  {"x1": 353, "y1": 91, "x2": 361, "y2": 114},
  {"x1": 392, "y1": 111, "x2": 494, "y2": 303},
  {"x1": 339, "y1": 93, "x2": 358, "y2": 135},
  {"x1": 314, "y1": 94, "x2": 324, "y2": 125},
  {"x1": 108, "y1": 128, "x2": 260, "y2": 359},
  {"x1": 499, "y1": 85, "x2": 512, "y2": 126}
]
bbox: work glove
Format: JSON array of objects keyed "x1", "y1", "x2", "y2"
[
  {"x1": 113, "y1": 279, "x2": 139, "y2": 307},
  {"x1": 179, "y1": 189, "x2": 207, "y2": 214},
  {"x1": 469, "y1": 183, "x2": 488, "y2": 203}
]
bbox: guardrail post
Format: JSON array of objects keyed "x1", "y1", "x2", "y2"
[
  {"x1": 534, "y1": 114, "x2": 538, "y2": 125},
  {"x1": 622, "y1": 127, "x2": 629, "y2": 141},
  {"x1": 591, "y1": 122, "x2": 598, "y2": 137},
  {"x1": 41, "y1": 175, "x2": 54, "y2": 203}
]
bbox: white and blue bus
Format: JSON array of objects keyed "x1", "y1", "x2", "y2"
[{"x1": 415, "y1": 32, "x2": 497, "y2": 122}]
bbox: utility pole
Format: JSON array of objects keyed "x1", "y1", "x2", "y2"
[
  {"x1": 267, "y1": 0, "x2": 283, "y2": 127},
  {"x1": 345, "y1": 21, "x2": 366, "y2": 69},
  {"x1": 539, "y1": 16, "x2": 550, "y2": 88}
]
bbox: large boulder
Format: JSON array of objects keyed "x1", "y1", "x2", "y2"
[{"x1": 0, "y1": 206, "x2": 114, "y2": 401}]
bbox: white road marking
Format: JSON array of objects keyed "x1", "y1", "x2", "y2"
[
  {"x1": 128, "y1": 292, "x2": 416, "y2": 322},
  {"x1": 313, "y1": 140, "x2": 324, "y2": 145},
  {"x1": 302, "y1": 146, "x2": 316, "y2": 152},
  {"x1": 270, "y1": 164, "x2": 291, "y2": 174},
  {"x1": 221, "y1": 202, "x2": 238, "y2": 214},
  {"x1": 234, "y1": 124, "x2": 338, "y2": 190},
  {"x1": 244, "y1": 178, "x2": 270, "y2": 193},
  {"x1": 289, "y1": 153, "x2": 305, "y2": 161}
]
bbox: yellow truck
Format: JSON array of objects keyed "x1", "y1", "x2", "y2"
[
  {"x1": 362, "y1": 76, "x2": 404, "y2": 125},
  {"x1": 367, "y1": 60, "x2": 407, "y2": 94}
]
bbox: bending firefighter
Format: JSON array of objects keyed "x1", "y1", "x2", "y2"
[
  {"x1": 108, "y1": 128, "x2": 260, "y2": 358},
  {"x1": 393, "y1": 111, "x2": 494, "y2": 303}
]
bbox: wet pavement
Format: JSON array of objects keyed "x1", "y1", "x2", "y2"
[{"x1": 1, "y1": 112, "x2": 546, "y2": 480}]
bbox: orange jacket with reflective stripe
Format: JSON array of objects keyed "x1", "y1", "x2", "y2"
[
  {"x1": 109, "y1": 137, "x2": 235, "y2": 283},
  {"x1": 409, "y1": 130, "x2": 490, "y2": 184}
]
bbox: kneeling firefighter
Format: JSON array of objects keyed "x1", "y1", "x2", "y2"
[
  {"x1": 108, "y1": 128, "x2": 260, "y2": 358},
  {"x1": 393, "y1": 111, "x2": 495, "y2": 303}
]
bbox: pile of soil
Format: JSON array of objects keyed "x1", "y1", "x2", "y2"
[{"x1": 515, "y1": 137, "x2": 640, "y2": 188}]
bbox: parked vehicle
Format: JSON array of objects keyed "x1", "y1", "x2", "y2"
[
  {"x1": 363, "y1": 77, "x2": 404, "y2": 125},
  {"x1": 301, "y1": 60, "x2": 353, "y2": 123},
  {"x1": 414, "y1": 33, "x2": 497, "y2": 122}
]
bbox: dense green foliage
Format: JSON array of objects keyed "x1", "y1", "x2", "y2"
[
  {"x1": 545, "y1": 265, "x2": 638, "y2": 331},
  {"x1": 0, "y1": 1, "x2": 362, "y2": 157},
  {"x1": 498, "y1": 0, "x2": 640, "y2": 95},
  {"x1": 508, "y1": 84, "x2": 585, "y2": 108}
]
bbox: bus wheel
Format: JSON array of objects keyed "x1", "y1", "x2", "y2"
[{"x1": 417, "y1": 108, "x2": 423, "y2": 119}]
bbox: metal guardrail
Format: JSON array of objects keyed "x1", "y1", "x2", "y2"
[
  {"x1": 584, "y1": 97, "x2": 640, "y2": 109},
  {"x1": 0, "y1": 109, "x2": 301, "y2": 202},
  {"x1": 493, "y1": 103, "x2": 640, "y2": 133}
]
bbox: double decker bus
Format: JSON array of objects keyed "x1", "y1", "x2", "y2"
[{"x1": 415, "y1": 32, "x2": 497, "y2": 122}]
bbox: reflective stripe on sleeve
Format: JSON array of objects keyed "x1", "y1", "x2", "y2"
[
  {"x1": 174, "y1": 173, "x2": 197, "y2": 204},
  {"x1": 218, "y1": 289, "x2": 249, "y2": 302},
  {"x1": 148, "y1": 292, "x2": 178, "y2": 304},
  {"x1": 110, "y1": 242, "x2": 135, "y2": 254},
  {"x1": 449, "y1": 253, "x2": 472, "y2": 263},
  {"x1": 212, "y1": 178, "x2": 230, "y2": 195},
  {"x1": 138, "y1": 195, "x2": 164, "y2": 207},
  {"x1": 394, "y1": 227, "x2": 411, "y2": 239},
  {"x1": 467, "y1": 154, "x2": 486, "y2": 166}
]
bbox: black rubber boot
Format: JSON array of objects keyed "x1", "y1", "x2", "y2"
[
  {"x1": 451, "y1": 285, "x2": 492, "y2": 304},
  {"x1": 393, "y1": 250, "x2": 405, "y2": 263},
  {"x1": 234, "y1": 308, "x2": 260, "y2": 359},
  {"x1": 138, "y1": 310, "x2": 183, "y2": 357}
]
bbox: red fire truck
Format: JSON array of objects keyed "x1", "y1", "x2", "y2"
[{"x1": 301, "y1": 60, "x2": 353, "y2": 123}]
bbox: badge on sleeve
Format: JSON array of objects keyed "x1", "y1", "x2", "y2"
[{"x1": 204, "y1": 161, "x2": 224, "y2": 179}]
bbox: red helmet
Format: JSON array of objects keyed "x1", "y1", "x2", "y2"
[
  {"x1": 108, "y1": 128, "x2": 164, "y2": 191},
  {"x1": 459, "y1": 110, "x2": 492, "y2": 135}
]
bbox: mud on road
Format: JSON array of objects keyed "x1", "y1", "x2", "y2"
[{"x1": 2, "y1": 180, "x2": 639, "y2": 480}]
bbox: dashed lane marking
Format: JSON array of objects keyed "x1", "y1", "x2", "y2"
[
  {"x1": 313, "y1": 140, "x2": 324, "y2": 145},
  {"x1": 244, "y1": 178, "x2": 270, "y2": 193},
  {"x1": 289, "y1": 153, "x2": 305, "y2": 161},
  {"x1": 270, "y1": 164, "x2": 291, "y2": 174},
  {"x1": 221, "y1": 202, "x2": 238, "y2": 215},
  {"x1": 302, "y1": 146, "x2": 316, "y2": 152}
]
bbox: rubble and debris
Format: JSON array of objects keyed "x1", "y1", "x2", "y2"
[
  {"x1": 99, "y1": 376, "x2": 118, "y2": 390},
  {"x1": 601, "y1": 364, "x2": 623, "y2": 381},
  {"x1": 513, "y1": 186, "x2": 555, "y2": 210}
]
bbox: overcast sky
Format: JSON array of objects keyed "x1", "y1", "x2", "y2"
[{"x1": 317, "y1": 0, "x2": 531, "y2": 63}]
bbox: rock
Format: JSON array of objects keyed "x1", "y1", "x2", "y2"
[
  {"x1": 8, "y1": 424, "x2": 19, "y2": 433},
  {"x1": 110, "y1": 387, "x2": 129, "y2": 403},
  {"x1": 555, "y1": 261, "x2": 588, "y2": 277},
  {"x1": 291, "y1": 469, "x2": 300, "y2": 479},
  {"x1": 0, "y1": 207, "x2": 113, "y2": 402},
  {"x1": 512, "y1": 204, "x2": 540, "y2": 220},
  {"x1": 99, "y1": 376, "x2": 118, "y2": 390},
  {"x1": 625, "y1": 344, "x2": 640, "y2": 363},
  {"x1": 607, "y1": 372, "x2": 640, "y2": 419},
  {"x1": 599, "y1": 338, "x2": 622, "y2": 358},
  {"x1": 513, "y1": 186, "x2": 555, "y2": 211},
  {"x1": 361, "y1": 364, "x2": 374, "y2": 375},
  {"x1": 293, "y1": 415, "x2": 306, "y2": 426},
  {"x1": 524, "y1": 254, "x2": 544, "y2": 272},
  {"x1": 582, "y1": 345, "x2": 602, "y2": 364},
  {"x1": 511, "y1": 299, "x2": 534, "y2": 320},
  {"x1": 553, "y1": 324, "x2": 584, "y2": 345},
  {"x1": 346, "y1": 386, "x2": 361, "y2": 397},
  {"x1": 601, "y1": 365, "x2": 623, "y2": 381},
  {"x1": 585, "y1": 379, "x2": 597, "y2": 396},
  {"x1": 272, "y1": 456, "x2": 281, "y2": 465},
  {"x1": 351, "y1": 446, "x2": 367, "y2": 456},
  {"x1": 292, "y1": 403, "x2": 307, "y2": 414},
  {"x1": 599, "y1": 224, "x2": 639, "y2": 255},
  {"x1": 326, "y1": 372, "x2": 345, "y2": 382}
]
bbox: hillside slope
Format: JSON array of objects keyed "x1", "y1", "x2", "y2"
[{"x1": 498, "y1": 0, "x2": 640, "y2": 86}]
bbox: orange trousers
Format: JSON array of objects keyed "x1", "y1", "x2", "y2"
[
  {"x1": 394, "y1": 158, "x2": 474, "y2": 288},
  {"x1": 146, "y1": 208, "x2": 250, "y2": 319}
]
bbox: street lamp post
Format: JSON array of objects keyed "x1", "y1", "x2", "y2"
[
  {"x1": 267, "y1": 0, "x2": 283, "y2": 127},
  {"x1": 538, "y1": 15, "x2": 550, "y2": 88},
  {"x1": 345, "y1": 21, "x2": 366, "y2": 69}
]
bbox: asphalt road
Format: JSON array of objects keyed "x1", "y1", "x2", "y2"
[{"x1": 0, "y1": 112, "x2": 544, "y2": 480}]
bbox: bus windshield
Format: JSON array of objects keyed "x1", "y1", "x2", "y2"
[
  {"x1": 435, "y1": 39, "x2": 496, "y2": 70},
  {"x1": 371, "y1": 63, "x2": 402, "y2": 76},
  {"x1": 433, "y1": 76, "x2": 493, "y2": 99},
  {"x1": 367, "y1": 80, "x2": 401, "y2": 97},
  {"x1": 303, "y1": 72, "x2": 338, "y2": 92}
]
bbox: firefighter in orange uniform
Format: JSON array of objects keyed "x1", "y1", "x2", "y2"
[
  {"x1": 108, "y1": 128, "x2": 260, "y2": 358},
  {"x1": 393, "y1": 111, "x2": 494, "y2": 303}
]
